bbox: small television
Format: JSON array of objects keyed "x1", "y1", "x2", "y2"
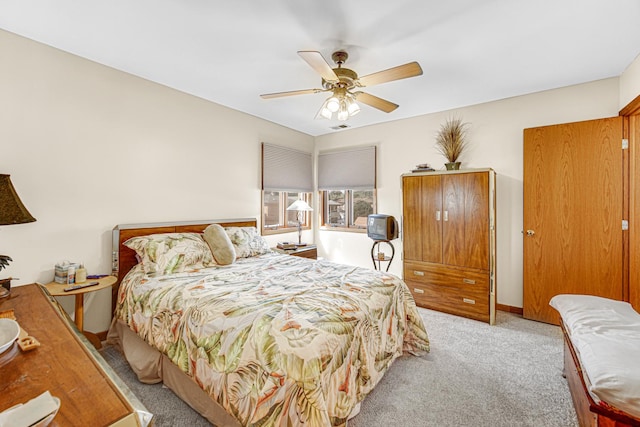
[{"x1": 367, "y1": 214, "x2": 398, "y2": 241}]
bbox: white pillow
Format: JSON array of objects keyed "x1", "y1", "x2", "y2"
[
  {"x1": 203, "y1": 224, "x2": 236, "y2": 265},
  {"x1": 224, "y1": 227, "x2": 269, "y2": 258},
  {"x1": 124, "y1": 232, "x2": 214, "y2": 276}
]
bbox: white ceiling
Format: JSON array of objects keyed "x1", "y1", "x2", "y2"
[{"x1": 1, "y1": 0, "x2": 639, "y2": 136}]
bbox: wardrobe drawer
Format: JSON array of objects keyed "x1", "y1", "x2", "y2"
[
  {"x1": 404, "y1": 262, "x2": 489, "y2": 291},
  {"x1": 406, "y1": 280, "x2": 490, "y2": 323}
]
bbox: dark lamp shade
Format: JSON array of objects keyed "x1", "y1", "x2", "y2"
[{"x1": 0, "y1": 174, "x2": 36, "y2": 226}]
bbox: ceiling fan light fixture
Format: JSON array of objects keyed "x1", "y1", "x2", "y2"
[
  {"x1": 326, "y1": 96, "x2": 340, "y2": 113},
  {"x1": 319, "y1": 106, "x2": 332, "y2": 120},
  {"x1": 317, "y1": 91, "x2": 361, "y2": 121},
  {"x1": 346, "y1": 96, "x2": 360, "y2": 116},
  {"x1": 262, "y1": 51, "x2": 423, "y2": 122}
]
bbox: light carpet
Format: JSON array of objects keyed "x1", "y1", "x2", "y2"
[{"x1": 100, "y1": 308, "x2": 578, "y2": 427}]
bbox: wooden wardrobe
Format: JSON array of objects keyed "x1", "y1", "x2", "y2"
[
  {"x1": 402, "y1": 169, "x2": 497, "y2": 324},
  {"x1": 523, "y1": 94, "x2": 640, "y2": 324}
]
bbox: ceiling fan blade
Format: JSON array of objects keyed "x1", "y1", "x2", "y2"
[
  {"x1": 354, "y1": 92, "x2": 399, "y2": 113},
  {"x1": 358, "y1": 61, "x2": 423, "y2": 87},
  {"x1": 298, "y1": 51, "x2": 339, "y2": 83},
  {"x1": 260, "y1": 88, "x2": 321, "y2": 99}
]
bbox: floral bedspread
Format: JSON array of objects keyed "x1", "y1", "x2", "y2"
[{"x1": 115, "y1": 252, "x2": 429, "y2": 426}]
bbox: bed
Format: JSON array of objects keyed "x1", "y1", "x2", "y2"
[
  {"x1": 107, "y1": 219, "x2": 430, "y2": 427},
  {"x1": 550, "y1": 294, "x2": 640, "y2": 427}
]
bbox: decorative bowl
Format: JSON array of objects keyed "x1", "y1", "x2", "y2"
[{"x1": 0, "y1": 318, "x2": 20, "y2": 354}]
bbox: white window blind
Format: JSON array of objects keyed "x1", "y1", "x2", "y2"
[
  {"x1": 262, "y1": 143, "x2": 313, "y2": 192},
  {"x1": 318, "y1": 146, "x2": 376, "y2": 190}
]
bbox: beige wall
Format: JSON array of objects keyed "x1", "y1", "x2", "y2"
[
  {"x1": 0, "y1": 30, "x2": 313, "y2": 332},
  {"x1": 2, "y1": 28, "x2": 635, "y2": 330},
  {"x1": 620, "y1": 53, "x2": 640, "y2": 109},
  {"x1": 315, "y1": 78, "x2": 621, "y2": 308}
]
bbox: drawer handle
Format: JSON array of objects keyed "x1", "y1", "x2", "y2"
[
  {"x1": 463, "y1": 298, "x2": 476, "y2": 304},
  {"x1": 413, "y1": 271, "x2": 425, "y2": 276},
  {"x1": 414, "y1": 288, "x2": 425, "y2": 294},
  {"x1": 462, "y1": 278, "x2": 476, "y2": 285}
]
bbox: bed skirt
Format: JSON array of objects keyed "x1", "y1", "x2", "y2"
[
  {"x1": 107, "y1": 319, "x2": 242, "y2": 426},
  {"x1": 107, "y1": 319, "x2": 361, "y2": 426}
]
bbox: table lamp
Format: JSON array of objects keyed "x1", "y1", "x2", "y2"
[
  {"x1": 286, "y1": 200, "x2": 313, "y2": 245},
  {"x1": 0, "y1": 174, "x2": 36, "y2": 297}
]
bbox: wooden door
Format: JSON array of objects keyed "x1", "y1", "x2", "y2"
[
  {"x1": 630, "y1": 113, "x2": 640, "y2": 311},
  {"x1": 623, "y1": 99, "x2": 640, "y2": 312},
  {"x1": 402, "y1": 175, "x2": 442, "y2": 263},
  {"x1": 523, "y1": 117, "x2": 624, "y2": 324}
]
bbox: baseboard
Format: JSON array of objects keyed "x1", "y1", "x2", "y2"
[
  {"x1": 497, "y1": 304, "x2": 523, "y2": 315},
  {"x1": 97, "y1": 330, "x2": 108, "y2": 341}
]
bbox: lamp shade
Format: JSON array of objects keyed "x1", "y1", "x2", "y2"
[
  {"x1": 0, "y1": 175, "x2": 36, "y2": 226},
  {"x1": 286, "y1": 199, "x2": 313, "y2": 212}
]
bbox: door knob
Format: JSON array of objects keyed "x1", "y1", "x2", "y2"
[{"x1": 526, "y1": 230, "x2": 535, "y2": 236}]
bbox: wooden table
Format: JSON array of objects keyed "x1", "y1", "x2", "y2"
[
  {"x1": 0, "y1": 284, "x2": 152, "y2": 426},
  {"x1": 272, "y1": 244, "x2": 317, "y2": 259},
  {"x1": 43, "y1": 275, "x2": 116, "y2": 348}
]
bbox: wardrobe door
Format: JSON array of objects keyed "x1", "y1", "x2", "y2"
[
  {"x1": 463, "y1": 172, "x2": 490, "y2": 270},
  {"x1": 442, "y1": 174, "x2": 465, "y2": 267},
  {"x1": 442, "y1": 173, "x2": 489, "y2": 269},
  {"x1": 402, "y1": 176, "x2": 424, "y2": 262},
  {"x1": 421, "y1": 175, "x2": 443, "y2": 264},
  {"x1": 523, "y1": 117, "x2": 623, "y2": 324},
  {"x1": 402, "y1": 175, "x2": 443, "y2": 263}
]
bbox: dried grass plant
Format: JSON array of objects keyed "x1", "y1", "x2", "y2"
[{"x1": 435, "y1": 117, "x2": 469, "y2": 163}]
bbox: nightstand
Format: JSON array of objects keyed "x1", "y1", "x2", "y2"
[
  {"x1": 43, "y1": 275, "x2": 116, "y2": 349},
  {"x1": 272, "y1": 244, "x2": 317, "y2": 259}
]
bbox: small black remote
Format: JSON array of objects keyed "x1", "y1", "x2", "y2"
[{"x1": 63, "y1": 281, "x2": 100, "y2": 292}]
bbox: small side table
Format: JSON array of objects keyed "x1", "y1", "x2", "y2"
[
  {"x1": 43, "y1": 275, "x2": 116, "y2": 348},
  {"x1": 272, "y1": 244, "x2": 317, "y2": 259},
  {"x1": 371, "y1": 240, "x2": 395, "y2": 272}
]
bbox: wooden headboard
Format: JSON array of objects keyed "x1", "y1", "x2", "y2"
[{"x1": 111, "y1": 218, "x2": 257, "y2": 313}]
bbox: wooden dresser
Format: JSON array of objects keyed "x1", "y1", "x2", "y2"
[
  {"x1": 0, "y1": 284, "x2": 152, "y2": 426},
  {"x1": 402, "y1": 169, "x2": 497, "y2": 324}
]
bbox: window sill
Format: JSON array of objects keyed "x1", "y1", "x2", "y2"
[
  {"x1": 263, "y1": 227, "x2": 311, "y2": 236},
  {"x1": 319, "y1": 226, "x2": 367, "y2": 233}
]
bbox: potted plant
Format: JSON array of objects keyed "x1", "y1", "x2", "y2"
[
  {"x1": 0, "y1": 255, "x2": 12, "y2": 298},
  {"x1": 435, "y1": 117, "x2": 469, "y2": 170}
]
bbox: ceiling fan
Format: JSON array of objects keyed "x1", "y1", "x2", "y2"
[{"x1": 260, "y1": 51, "x2": 423, "y2": 121}]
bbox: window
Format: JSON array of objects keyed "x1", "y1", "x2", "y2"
[
  {"x1": 263, "y1": 191, "x2": 312, "y2": 233},
  {"x1": 318, "y1": 146, "x2": 376, "y2": 231},
  {"x1": 323, "y1": 189, "x2": 375, "y2": 229},
  {"x1": 262, "y1": 143, "x2": 313, "y2": 235}
]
